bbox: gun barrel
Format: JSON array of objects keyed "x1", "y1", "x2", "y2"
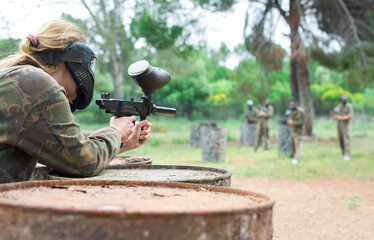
[{"x1": 154, "y1": 106, "x2": 177, "y2": 115}]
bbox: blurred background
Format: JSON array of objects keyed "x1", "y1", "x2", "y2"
[
  {"x1": 1, "y1": 0, "x2": 373, "y2": 128},
  {"x1": 2, "y1": 3, "x2": 374, "y2": 238}
]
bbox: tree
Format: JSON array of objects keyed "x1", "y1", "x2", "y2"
[
  {"x1": 76, "y1": 0, "x2": 197, "y2": 99},
  {"x1": 77, "y1": 0, "x2": 134, "y2": 99},
  {"x1": 195, "y1": 0, "x2": 315, "y2": 135},
  {"x1": 311, "y1": 0, "x2": 374, "y2": 91},
  {"x1": 196, "y1": 0, "x2": 374, "y2": 136},
  {"x1": 313, "y1": 0, "x2": 374, "y2": 69}
]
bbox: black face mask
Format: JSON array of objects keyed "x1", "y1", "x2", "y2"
[
  {"x1": 65, "y1": 42, "x2": 96, "y2": 111},
  {"x1": 265, "y1": 103, "x2": 270, "y2": 107},
  {"x1": 290, "y1": 105, "x2": 297, "y2": 111},
  {"x1": 340, "y1": 98, "x2": 347, "y2": 105},
  {"x1": 30, "y1": 42, "x2": 96, "y2": 112}
]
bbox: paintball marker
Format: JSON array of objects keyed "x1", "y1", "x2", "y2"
[
  {"x1": 96, "y1": 60, "x2": 176, "y2": 121},
  {"x1": 279, "y1": 109, "x2": 291, "y2": 125},
  {"x1": 333, "y1": 107, "x2": 339, "y2": 116}
]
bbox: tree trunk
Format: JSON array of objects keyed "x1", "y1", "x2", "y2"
[
  {"x1": 289, "y1": 0, "x2": 314, "y2": 136},
  {"x1": 111, "y1": 54, "x2": 124, "y2": 99},
  {"x1": 111, "y1": 1, "x2": 125, "y2": 99},
  {"x1": 290, "y1": 60, "x2": 299, "y2": 101}
]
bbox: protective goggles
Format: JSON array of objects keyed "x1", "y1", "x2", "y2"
[{"x1": 31, "y1": 42, "x2": 96, "y2": 111}]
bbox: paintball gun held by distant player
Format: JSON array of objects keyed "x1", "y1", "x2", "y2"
[
  {"x1": 96, "y1": 60, "x2": 176, "y2": 121},
  {"x1": 333, "y1": 107, "x2": 339, "y2": 116}
]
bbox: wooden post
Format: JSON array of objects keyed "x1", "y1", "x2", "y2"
[
  {"x1": 278, "y1": 122, "x2": 291, "y2": 158},
  {"x1": 190, "y1": 123, "x2": 217, "y2": 148},
  {"x1": 240, "y1": 124, "x2": 256, "y2": 146},
  {"x1": 201, "y1": 126, "x2": 226, "y2": 163},
  {"x1": 190, "y1": 125, "x2": 201, "y2": 148}
]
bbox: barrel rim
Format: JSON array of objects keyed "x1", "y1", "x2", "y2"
[
  {"x1": 0, "y1": 180, "x2": 274, "y2": 217},
  {"x1": 109, "y1": 156, "x2": 153, "y2": 165},
  {"x1": 49, "y1": 165, "x2": 232, "y2": 183}
]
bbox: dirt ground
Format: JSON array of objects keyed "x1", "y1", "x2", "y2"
[{"x1": 232, "y1": 178, "x2": 374, "y2": 240}]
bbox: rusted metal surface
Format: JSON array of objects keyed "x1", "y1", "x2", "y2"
[
  {"x1": 48, "y1": 165, "x2": 232, "y2": 187},
  {"x1": 109, "y1": 156, "x2": 152, "y2": 167},
  {"x1": 0, "y1": 180, "x2": 274, "y2": 240},
  {"x1": 30, "y1": 156, "x2": 152, "y2": 181}
]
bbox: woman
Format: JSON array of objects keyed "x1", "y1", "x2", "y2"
[{"x1": 0, "y1": 20, "x2": 151, "y2": 183}]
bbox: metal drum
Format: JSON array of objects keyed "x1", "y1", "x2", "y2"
[
  {"x1": 0, "y1": 180, "x2": 274, "y2": 240},
  {"x1": 48, "y1": 165, "x2": 232, "y2": 187},
  {"x1": 30, "y1": 156, "x2": 152, "y2": 181},
  {"x1": 109, "y1": 156, "x2": 152, "y2": 167}
]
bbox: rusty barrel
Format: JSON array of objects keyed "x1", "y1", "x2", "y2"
[
  {"x1": 109, "y1": 156, "x2": 153, "y2": 167},
  {"x1": 30, "y1": 156, "x2": 152, "y2": 181},
  {"x1": 49, "y1": 165, "x2": 232, "y2": 187},
  {"x1": 0, "y1": 180, "x2": 274, "y2": 240}
]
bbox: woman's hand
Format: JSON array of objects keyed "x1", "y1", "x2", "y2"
[{"x1": 110, "y1": 116, "x2": 152, "y2": 154}]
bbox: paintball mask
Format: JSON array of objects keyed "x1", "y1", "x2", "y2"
[
  {"x1": 289, "y1": 97, "x2": 298, "y2": 111},
  {"x1": 285, "y1": 109, "x2": 291, "y2": 117},
  {"x1": 339, "y1": 97, "x2": 348, "y2": 105},
  {"x1": 31, "y1": 42, "x2": 97, "y2": 112},
  {"x1": 246, "y1": 100, "x2": 254, "y2": 106}
]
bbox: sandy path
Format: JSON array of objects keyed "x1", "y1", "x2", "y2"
[{"x1": 233, "y1": 178, "x2": 374, "y2": 240}]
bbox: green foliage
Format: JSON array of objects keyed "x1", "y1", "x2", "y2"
[
  {"x1": 124, "y1": 118, "x2": 374, "y2": 180},
  {"x1": 267, "y1": 69, "x2": 291, "y2": 113},
  {"x1": 310, "y1": 83, "x2": 364, "y2": 110},
  {"x1": 362, "y1": 88, "x2": 374, "y2": 113},
  {"x1": 321, "y1": 88, "x2": 351, "y2": 108},
  {"x1": 94, "y1": 71, "x2": 114, "y2": 93},
  {"x1": 130, "y1": 10, "x2": 183, "y2": 49},
  {"x1": 0, "y1": 38, "x2": 21, "y2": 59},
  {"x1": 231, "y1": 59, "x2": 268, "y2": 103},
  {"x1": 311, "y1": 48, "x2": 374, "y2": 91},
  {"x1": 207, "y1": 80, "x2": 232, "y2": 105},
  {"x1": 157, "y1": 75, "x2": 210, "y2": 105}
]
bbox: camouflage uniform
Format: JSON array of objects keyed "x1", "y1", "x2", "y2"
[
  {"x1": 245, "y1": 108, "x2": 258, "y2": 124},
  {"x1": 335, "y1": 103, "x2": 354, "y2": 156},
  {"x1": 0, "y1": 66, "x2": 121, "y2": 183},
  {"x1": 289, "y1": 107, "x2": 304, "y2": 160},
  {"x1": 254, "y1": 105, "x2": 273, "y2": 151}
]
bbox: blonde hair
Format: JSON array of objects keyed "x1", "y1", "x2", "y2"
[{"x1": 0, "y1": 19, "x2": 86, "y2": 73}]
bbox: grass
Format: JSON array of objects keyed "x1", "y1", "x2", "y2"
[{"x1": 78, "y1": 116, "x2": 374, "y2": 181}]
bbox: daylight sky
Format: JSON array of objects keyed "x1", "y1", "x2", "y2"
[{"x1": 1, "y1": 0, "x2": 290, "y2": 68}]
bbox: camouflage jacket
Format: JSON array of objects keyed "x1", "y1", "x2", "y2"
[
  {"x1": 289, "y1": 107, "x2": 304, "y2": 135},
  {"x1": 335, "y1": 103, "x2": 354, "y2": 126},
  {"x1": 0, "y1": 66, "x2": 121, "y2": 183},
  {"x1": 245, "y1": 108, "x2": 258, "y2": 124},
  {"x1": 257, "y1": 105, "x2": 274, "y2": 129}
]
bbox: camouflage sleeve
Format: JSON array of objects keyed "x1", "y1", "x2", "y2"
[
  {"x1": 16, "y1": 87, "x2": 121, "y2": 177},
  {"x1": 265, "y1": 106, "x2": 274, "y2": 119},
  {"x1": 245, "y1": 110, "x2": 256, "y2": 123},
  {"x1": 292, "y1": 111, "x2": 304, "y2": 126}
]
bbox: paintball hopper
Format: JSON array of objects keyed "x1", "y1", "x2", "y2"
[
  {"x1": 333, "y1": 107, "x2": 339, "y2": 114},
  {"x1": 285, "y1": 109, "x2": 291, "y2": 117},
  {"x1": 246, "y1": 100, "x2": 254, "y2": 106},
  {"x1": 128, "y1": 60, "x2": 171, "y2": 94}
]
